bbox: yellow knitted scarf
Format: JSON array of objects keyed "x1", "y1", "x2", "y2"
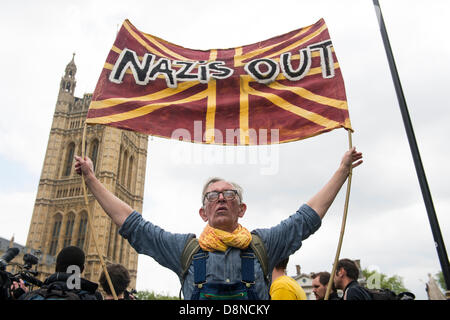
[{"x1": 198, "y1": 224, "x2": 252, "y2": 252}]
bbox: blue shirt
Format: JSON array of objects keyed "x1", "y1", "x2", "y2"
[{"x1": 119, "y1": 203, "x2": 321, "y2": 300}]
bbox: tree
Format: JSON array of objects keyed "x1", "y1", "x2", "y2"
[
  {"x1": 435, "y1": 271, "x2": 447, "y2": 291},
  {"x1": 362, "y1": 268, "x2": 409, "y2": 294},
  {"x1": 135, "y1": 290, "x2": 179, "y2": 300}
]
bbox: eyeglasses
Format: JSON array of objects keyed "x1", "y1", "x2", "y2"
[{"x1": 203, "y1": 189, "x2": 239, "y2": 203}]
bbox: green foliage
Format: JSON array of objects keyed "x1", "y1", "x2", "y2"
[
  {"x1": 135, "y1": 290, "x2": 179, "y2": 300},
  {"x1": 435, "y1": 271, "x2": 447, "y2": 290},
  {"x1": 362, "y1": 268, "x2": 409, "y2": 295}
]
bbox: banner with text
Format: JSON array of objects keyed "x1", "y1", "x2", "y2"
[{"x1": 86, "y1": 18, "x2": 352, "y2": 145}]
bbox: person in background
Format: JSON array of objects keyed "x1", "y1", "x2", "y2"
[
  {"x1": 334, "y1": 258, "x2": 371, "y2": 300},
  {"x1": 270, "y1": 257, "x2": 306, "y2": 300},
  {"x1": 99, "y1": 263, "x2": 133, "y2": 300},
  {"x1": 311, "y1": 271, "x2": 339, "y2": 300},
  {"x1": 20, "y1": 246, "x2": 101, "y2": 300}
]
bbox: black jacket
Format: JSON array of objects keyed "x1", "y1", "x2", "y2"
[
  {"x1": 328, "y1": 290, "x2": 341, "y2": 300},
  {"x1": 343, "y1": 280, "x2": 372, "y2": 300},
  {"x1": 20, "y1": 272, "x2": 102, "y2": 300}
]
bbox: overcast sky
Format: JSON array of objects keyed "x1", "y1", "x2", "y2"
[{"x1": 1, "y1": 0, "x2": 449, "y2": 300}]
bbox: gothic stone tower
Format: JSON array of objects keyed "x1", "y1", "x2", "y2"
[{"x1": 25, "y1": 54, "x2": 148, "y2": 289}]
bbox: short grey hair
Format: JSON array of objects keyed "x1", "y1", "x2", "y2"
[{"x1": 201, "y1": 177, "x2": 243, "y2": 205}]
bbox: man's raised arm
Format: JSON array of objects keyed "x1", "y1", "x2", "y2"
[
  {"x1": 306, "y1": 147, "x2": 363, "y2": 219},
  {"x1": 75, "y1": 155, "x2": 133, "y2": 227}
]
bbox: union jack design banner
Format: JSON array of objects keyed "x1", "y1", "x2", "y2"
[{"x1": 86, "y1": 18, "x2": 352, "y2": 145}]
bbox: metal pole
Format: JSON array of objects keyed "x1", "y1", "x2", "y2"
[{"x1": 373, "y1": 0, "x2": 450, "y2": 294}]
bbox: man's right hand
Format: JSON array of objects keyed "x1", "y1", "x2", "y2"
[
  {"x1": 75, "y1": 155, "x2": 94, "y2": 178},
  {"x1": 74, "y1": 155, "x2": 133, "y2": 227}
]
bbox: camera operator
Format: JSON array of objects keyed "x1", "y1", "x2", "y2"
[
  {"x1": 20, "y1": 246, "x2": 102, "y2": 300},
  {"x1": 0, "y1": 269, "x2": 12, "y2": 300},
  {"x1": 0, "y1": 247, "x2": 30, "y2": 300},
  {"x1": 10, "y1": 279, "x2": 29, "y2": 299}
]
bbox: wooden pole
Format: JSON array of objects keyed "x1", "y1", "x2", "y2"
[
  {"x1": 324, "y1": 129, "x2": 353, "y2": 300},
  {"x1": 81, "y1": 122, "x2": 118, "y2": 300}
]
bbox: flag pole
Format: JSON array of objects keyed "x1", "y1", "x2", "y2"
[
  {"x1": 325, "y1": 129, "x2": 353, "y2": 300},
  {"x1": 81, "y1": 122, "x2": 118, "y2": 300},
  {"x1": 373, "y1": 0, "x2": 450, "y2": 296}
]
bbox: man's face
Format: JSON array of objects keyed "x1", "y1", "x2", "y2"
[
  {"x1": 312, "y1": 276, "x2": 327, "y2": 300},
  {"x1": 199, "y1": 180, "x2": 246, "y2": 232},
  {"x1": 333, "y1": 268, "x2": 344, "y2": 290}
]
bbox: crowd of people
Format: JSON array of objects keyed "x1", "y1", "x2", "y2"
[
  {"x1": 5, "y1": 147, "x2": 385, "y2": 300},
  {"x1": 6, "y1": 246, "x2": 370, "y2": 300},
  {"x1": 7, "y1": 246, "x2": 135, "y2": 300}
]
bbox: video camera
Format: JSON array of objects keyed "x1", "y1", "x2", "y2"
[{"x1": 0, "y1": 248, "x2": 43, "y2": 300}]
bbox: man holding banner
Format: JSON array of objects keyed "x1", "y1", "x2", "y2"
[
  {"x1": 75, "y1": 147, "x2": 361, "y2": 299},
  {"x1": 76, "y1": 18, "x2": 362, "y2": 299}
]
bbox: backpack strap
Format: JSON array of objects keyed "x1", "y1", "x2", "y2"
[
  {"x1": 192, "y1": 251, "x2": 208, "y2": 286},
  {"x1": 179, "y1": 236, "x2": 201, "y2": 299},
  {"x1": 240, "y1": 248, "x2": 255, "y2": 286},
  {"x1": 180, "y1": 236, "x2": 201, "y2": 279},
  {"x1": 249, "y1": 233, "x2": 269, "y2": 286}
]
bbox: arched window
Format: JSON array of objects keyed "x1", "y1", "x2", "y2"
[
  {"x1": 119, "y1": 238, "x2": 124, "y2": 263},
  {"x1": 76, "y1": 212, "x2": 88, "y2": 250},
  {"x1": 49, "y1": 214, "x2": 62, "y2": 256},
  {"x1": 90, "y1": 139, "x2": 99, "y2": 170},
  {"x1": 117, "y1": 145, "x2": 123, "y2": 184},
  {"x1": 127, "y1": 156, "x2": 134, "y2": 189},
  {"x1": 121, "y1": 150, "x2": 128, "y2": 185},
  {"x1": 112, "y1": 228, "x2": 119, "y2": 261},
  {"x1": 63, "y1": 143, "x2": 75, "y2": 176},
  {"x1": 107, "y1": 222, "x2": 115, "y2": 258},
  {"x1": 63, "y1": 213, "x2": 75, "y2": 248}
]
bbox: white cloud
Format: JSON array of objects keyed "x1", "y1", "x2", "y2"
[{"x1": 0, "y1": 192, "x2": 36, "y2": 245}]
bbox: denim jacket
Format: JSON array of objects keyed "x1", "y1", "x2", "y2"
[{"x1": 119, "y1": 203, "x2": 321, "y2": 300}]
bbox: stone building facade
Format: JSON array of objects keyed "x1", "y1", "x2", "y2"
[{"x1": 24, "y1": 54, "x2": 148, "y2": 289}]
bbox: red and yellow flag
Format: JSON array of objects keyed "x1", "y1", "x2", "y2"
[{"x1": 86, "y1": 18, "x2": 351, "y2": 145}]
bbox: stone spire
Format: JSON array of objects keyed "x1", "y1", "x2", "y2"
[{"x1": 60, "y1": 53, "x2": 77, "y2": 96}]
